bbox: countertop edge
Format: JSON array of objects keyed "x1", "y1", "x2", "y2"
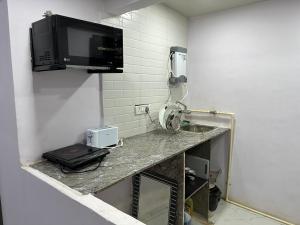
[
  {"x1": 94, "y1": 127, "x2": 229, "y2": 194},
  {"x1": 30, "y1": 128, "x2": 229, "y2": 195}
]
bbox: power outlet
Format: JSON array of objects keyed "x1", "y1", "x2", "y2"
[{"x1": 135, "y1": 104, "x2": 150, "y2": 115}]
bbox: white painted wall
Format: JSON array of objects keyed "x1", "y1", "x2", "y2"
[
  {"x1": 0, "y1": 0, "x2": 120, "y2": 224},
  {"x1": 0, "y1": 1, "x2": 23, "y2": 224},
  {"x1": 6, "y1": 0, "x2": 106, "y2": 164},
  {"x1": 187, "y1": 0, "x2": 300, "y2": 223},
  {"x1": 11, "y1": 170, "x2": 118, "y2": 225},
  {"x1": 22, "y1": 167, "x2": 144, "y2": 225}
]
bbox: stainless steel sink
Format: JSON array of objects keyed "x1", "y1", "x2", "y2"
[{"x1": 181, "y1": 124, "x2": 217, "y2": 133}]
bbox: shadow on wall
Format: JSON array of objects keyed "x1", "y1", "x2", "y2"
[
  {"x1": 31, "y1": 68, "x2": 96, "y2": 147},
  {"x1": 32, "y1": 69, "x2": 91, "y2": 122}
]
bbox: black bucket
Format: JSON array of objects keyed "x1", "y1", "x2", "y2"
[{"x1": 209, "y1": 186, "x2": 221, "y2": 211}]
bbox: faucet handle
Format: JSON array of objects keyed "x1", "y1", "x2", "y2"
[{"x1": 176, "y1": 101, "x2": 191, "y2": 114}]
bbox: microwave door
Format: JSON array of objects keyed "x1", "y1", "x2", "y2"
[
  {"x1": 65, "y1": 27, "x2": 119, "y2": 69},
  {"x1": 90, "y1": 35, "x2": 115, "y2": 67},
  {"x1": 65, "y1": 27, "x2": 93, "y2": 66}
]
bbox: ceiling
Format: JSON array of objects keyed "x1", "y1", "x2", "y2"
[{"x1": 163, "y1": 0, "x2": 266, "y2": 17}]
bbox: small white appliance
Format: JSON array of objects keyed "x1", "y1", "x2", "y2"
[
  {"x1": 86, "y1": 126, "x2": 118, "y2": 148},
  {"x1": 169, "y1": 46, "x2": 187, "y2": 85},
  {"x1": 171, "y1": 47, "x2": 187, "y2": 78}
]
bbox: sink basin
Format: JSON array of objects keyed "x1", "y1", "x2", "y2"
[{"x1": 181, "y1": 124, "x2": 217, "y2": 133}]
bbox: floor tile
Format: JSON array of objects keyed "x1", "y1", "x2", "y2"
[{"x1": 191, "y1": 200, "x2": 284, "y2": 225}]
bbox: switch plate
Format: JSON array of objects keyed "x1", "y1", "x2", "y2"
[{"x1": 135, "y1": 104, "x2": 150, "y2": 115}]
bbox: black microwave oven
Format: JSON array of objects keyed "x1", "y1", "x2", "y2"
[{"x1": 30, "y1": 15, "x2": 123, "y2": 73}]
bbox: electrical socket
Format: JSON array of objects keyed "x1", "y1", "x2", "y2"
[{"x1": 135, "y1": 104, "x2": 150, "y2": 115}]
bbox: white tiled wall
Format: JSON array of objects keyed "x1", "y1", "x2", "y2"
[{"x1": 101, "y1": 4, "x2": 187, "y2": 138}]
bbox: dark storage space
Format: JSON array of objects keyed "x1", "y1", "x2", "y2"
[
  {"x1": 184, "y1": 136, "x2": 229, "y2": 224},
  {"x1": 185, "y1": 141, "x2": 211, "y2": 221},
  {"x1": 209, "y1": 186, "x2": 222, "y2": 211},
  {"x1": 185, "y1": 176, "x2": 207, "y2": 200}
]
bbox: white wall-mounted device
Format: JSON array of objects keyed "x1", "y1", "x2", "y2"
[
  {"x1": 86, "y1": 126, "x2": 118, "y2": 148},
  {"x1": 169, "y1": 46, "x2": 187, "y2": 85}
]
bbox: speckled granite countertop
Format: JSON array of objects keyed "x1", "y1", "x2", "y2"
[{"x1": 30, "y1": 128, "x2": 228, "y2": 195}]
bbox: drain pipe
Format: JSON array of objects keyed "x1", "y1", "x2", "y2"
[{"x1": 189, "y1": 109, "x2": 294, "y2": 225}]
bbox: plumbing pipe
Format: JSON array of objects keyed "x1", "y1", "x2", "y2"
[{"x1": 189, "y1": 109, "x2": 294, "y2": 225}]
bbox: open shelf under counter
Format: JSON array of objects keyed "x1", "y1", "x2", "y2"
[
  {"x1": 191, "y1": 212, "x2": 213, "y2": 225},
  {"x1": 185, "y1": 177, "x2": 208, "y2": 200}
]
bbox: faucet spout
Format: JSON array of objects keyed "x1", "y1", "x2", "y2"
[{"x1": 176, "y1": 101, "x2": 191, "y2": 114}]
